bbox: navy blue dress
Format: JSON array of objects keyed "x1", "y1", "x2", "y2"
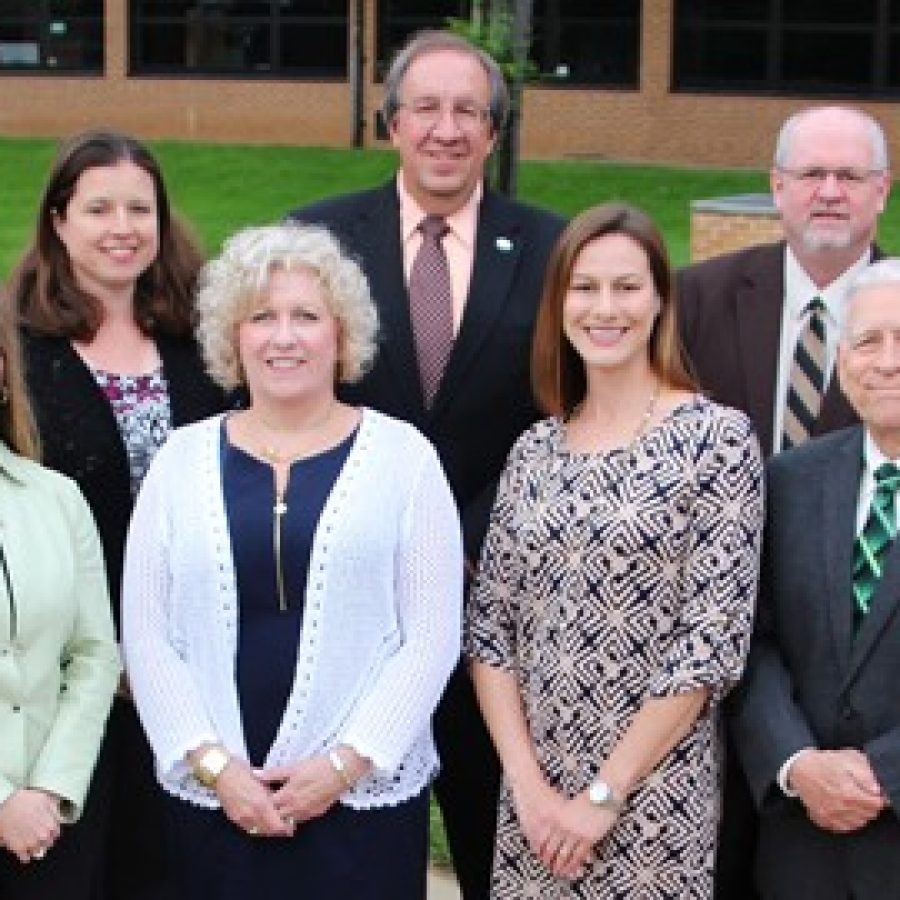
[{"x1": 162, "y1": 424, "x2": 428, "y2": 900}]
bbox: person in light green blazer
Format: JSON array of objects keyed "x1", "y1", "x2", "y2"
[{"x1": 0, "y1": 297, "x2": 120, "y2": 898}]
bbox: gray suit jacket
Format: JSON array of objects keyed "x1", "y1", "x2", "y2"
[{"x1": 731, "y1": 426, "x2": 900, "y2": 899}]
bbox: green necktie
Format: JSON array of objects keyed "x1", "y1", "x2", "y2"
[{"x1": 853, "y1": 461, "x2": 900, "y2": 626}]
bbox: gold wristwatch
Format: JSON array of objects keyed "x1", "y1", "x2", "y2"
[{"x1": 193, "y1": 745, "x2": 231, "y2": 788}]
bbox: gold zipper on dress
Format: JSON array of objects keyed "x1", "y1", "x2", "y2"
[{"x1": 274, "y1": 494, "x2": 288, "y2": 612}]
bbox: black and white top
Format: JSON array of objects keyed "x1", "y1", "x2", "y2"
[{"x1": 466, "y1": 396, "x2": 764, "y2": 899}]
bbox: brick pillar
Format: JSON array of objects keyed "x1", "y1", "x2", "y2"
[
  {"x1": 105, "y1": 0, "x2": 125, "y2": 79},
  {"x1": 690, "y1": 194, "x2": 783, "y2": 262}
]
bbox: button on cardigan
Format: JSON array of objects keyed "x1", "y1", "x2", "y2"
[{"x1": 122, "y1": 409, "x2": 463, "y2": 810}]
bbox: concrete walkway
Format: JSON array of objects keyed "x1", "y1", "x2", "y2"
[{"x1": 427, "y1": 867, "x2": 461, "y2": 899}]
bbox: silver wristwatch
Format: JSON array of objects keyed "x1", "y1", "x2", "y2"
[{"x1": 588, "y1": 778, "x2": 624, "y2": 812}]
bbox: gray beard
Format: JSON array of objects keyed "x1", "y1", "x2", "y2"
[{"x1": 801, "y1": 225, "x2": 858, "y2": 253}]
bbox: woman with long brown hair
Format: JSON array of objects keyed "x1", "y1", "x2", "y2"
[
  {"x1": 467, "y1": 203, "x2": 765, "y2": 898},
  {"x1": 7, "y1": 129, "x2": 225, "y2": 899}
]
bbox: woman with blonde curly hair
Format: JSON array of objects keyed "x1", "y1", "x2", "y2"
[{"x1": 122, "y1": 222, "x2": 463, "y2": 899}]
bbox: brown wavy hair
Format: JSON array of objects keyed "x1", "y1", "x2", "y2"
[
  {"x1": 0, "y1": 293, "x2": 39, "y2": 460},
  {"x1": 532, "y1": 203, "x2": 696, "y2": 417},
  {"x1": 9, "y1": 129, "x2": 202, "y2": 340}
]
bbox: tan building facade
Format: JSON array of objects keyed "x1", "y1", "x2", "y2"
[{"x1": 1, "y1": 0, "x2": 898, "y2": 170}]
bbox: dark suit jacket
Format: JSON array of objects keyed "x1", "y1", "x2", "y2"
[
  {"x1": 731, "y1": 426, "x2": 900, "y2": 899},
  {"x1": 21, "y1": 331, "x2": 226, "y2": 632},
  {"x1": 678, "y1": 241, "x2": 862, "y2": 456},
  {"x1": 289, "y1": 181, "x2": 564, "y2": 560}
]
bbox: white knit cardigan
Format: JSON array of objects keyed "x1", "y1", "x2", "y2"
[{"x1": 121, "y1": 409, "x2": 463, "y2": 809}]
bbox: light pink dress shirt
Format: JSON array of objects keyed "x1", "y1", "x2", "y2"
[{"x1": 396, "y1": 172, "x2": 482, "y2": 333}]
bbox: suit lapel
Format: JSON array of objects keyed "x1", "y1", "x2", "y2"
[
  {"x1": 815, "y1": 379, "x2": 858, "y2": 437},
  {"x1": 734, "y1": 245, "x2": 785, "y2": 455},
  {"x1": 350, "y1": 183, "x2": 425, "y2": 413},
  {"x1": 431, "y1": 190, "x2": 523, "y2": 416},
  {"x1": 822, "y1": 428, "x2": 864, "y2": 676}
]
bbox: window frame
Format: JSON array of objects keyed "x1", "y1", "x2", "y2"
[
  {"x1": 128, "y1": 0, "x2": 350, "y2": 80},
  {"x1": 0, "y1": 0, "x2": 104, "y2": 76},
  {"x1": 672, "y1": 0, "x2": 900, "y2": 98}
]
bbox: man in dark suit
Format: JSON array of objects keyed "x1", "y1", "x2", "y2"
[
  {"x1": 288, "y1": 29, "x2": 563, "y2": 900},
  {"x1": 731, "y1": 259, "x2": 900, "y2": 899},
  {"x1": 677, "y1": 105, "x2": 891, "y2": 899}
]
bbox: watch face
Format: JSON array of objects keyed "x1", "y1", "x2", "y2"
[
  {"x1": 203, "y1": 747, "x2": 229, "y2": 777},
  {"x1": 589, "y1": 780, "x2": 611, "y2": 806},
  {"x1": 196, "y1": 747, "x2": 230, "y2": 786}
]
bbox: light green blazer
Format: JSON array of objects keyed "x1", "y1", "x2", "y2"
[{"x1": 0, "y1": 440, "x2": 120, "y2": 819}]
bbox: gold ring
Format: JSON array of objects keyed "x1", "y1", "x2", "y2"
[
  {"x1": 32, "y1": 847, "x2": 46, "y2": 861},
  {"x1": 284, "y1": 816, "x2": 295, "y2": 828},
  {"x1": 248, "y1": 826, "x2": 259, "y2": 836}
]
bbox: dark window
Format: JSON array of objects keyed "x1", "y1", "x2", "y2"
[
  {"x1": 376, "y1": 0, "x2": 470, "y2": 77},
  {"x1": 0, "y1": 0, "x2": 102, "y2": 72},
  {"x1": 376, "y1": 0, "x2": 640, "y2": 88},
  {"x1": 130, "y1": 0, "x2": 348, "y2": 77},
  {"x1": 531, "y1": 0, "x2": 640, "y2": 87},
  {"x1": 674, "y1": 0, "x2": 900, "y2": 97}
]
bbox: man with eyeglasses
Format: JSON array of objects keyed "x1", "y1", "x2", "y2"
[
  {"x1": 678, "y1": 106, "x2": 892, "y2": 899},
  {"x1": 287, "y1": 29, "x2": 563, "y2": 900}
]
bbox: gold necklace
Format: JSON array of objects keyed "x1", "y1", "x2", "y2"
[
  {"x1": 249, "y1": 401, "x2": 338, "y2": 464},
  {"x1": 572, "y1": 382, "x2": 660, "y2": 452},
  {"x1": 629, "y1": 383, "x2": 660, "y2": 448}
]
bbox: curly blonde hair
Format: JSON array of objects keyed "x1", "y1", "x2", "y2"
[{"x1": 195, "y1": 223, "x2": 378, "y2": 390}]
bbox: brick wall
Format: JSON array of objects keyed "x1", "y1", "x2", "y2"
[
  {"x1": 1, "y1": 0, "x2": 898, "y2": 172},
  {"x1": 691, "y1": 209, "x2": 784, "y2": 262}
]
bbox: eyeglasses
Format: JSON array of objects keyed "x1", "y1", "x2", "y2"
[
  {"x1": 396, "y1": 98, "x2": 492, "y2": 133},
  {"x1": 777, "y1": 166, "x2": 886, "y2": 189}
]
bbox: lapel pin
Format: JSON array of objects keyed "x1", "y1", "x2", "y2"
[{"x1": 495, "y1": 236, "x2": 513, "y2": 252}]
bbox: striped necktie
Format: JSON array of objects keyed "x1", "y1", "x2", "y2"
[
  {"x1": 408, "y1": 215, "x2": 454, "y2": 408},
  {"x1": 853, "y1": 461, "x2": 900, "y2": 627},
  {"x1": 783, "y1": 297, "x2": 827, "y2": 451}
]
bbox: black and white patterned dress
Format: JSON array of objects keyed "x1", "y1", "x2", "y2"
[{"x1": 466, "y1": 397, "x2": 764, "y2": 899}]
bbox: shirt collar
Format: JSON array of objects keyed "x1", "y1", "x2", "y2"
[
  {"x1": 862, "y1": 430, "x2": 900, "y2": 479},
  {"x1": 396, "y1": 171, "x2": 482, "y2": 249},
  {"x1": 0, "y1": 440, "x2": 29, "y2": 486},
  {"x1": 784, "y1": 246, "x2": 873, "y2": 330}
]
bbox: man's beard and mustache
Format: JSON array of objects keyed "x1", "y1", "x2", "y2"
[{"x1": 800, "y1": 206, "x2": 864, "y2": 253}]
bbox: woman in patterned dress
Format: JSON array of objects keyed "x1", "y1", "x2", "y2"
[
  {"x1": 6, "y1": 130, "x2": 224, "y2": 899},
  {"x1": 467, "y1": 203, "x2": 765, "y2": 899}
]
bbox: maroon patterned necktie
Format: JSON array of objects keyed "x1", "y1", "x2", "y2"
[{"x1": 408, "y1": 215, "x2": 455, "y2": 408}]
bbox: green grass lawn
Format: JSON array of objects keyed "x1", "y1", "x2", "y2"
[
  {"x1": 5, "y1": 138, "x2": 900, "y2": 279},
  {"x1": 4, "y1": 137, "x2": 899, "y2": 279},
  {"x1": 2, "y1": 135, "x2": 898, "y2": 871},
  {"x1": 0, "y1": 136, "x2": 780, "y2": 280}
]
